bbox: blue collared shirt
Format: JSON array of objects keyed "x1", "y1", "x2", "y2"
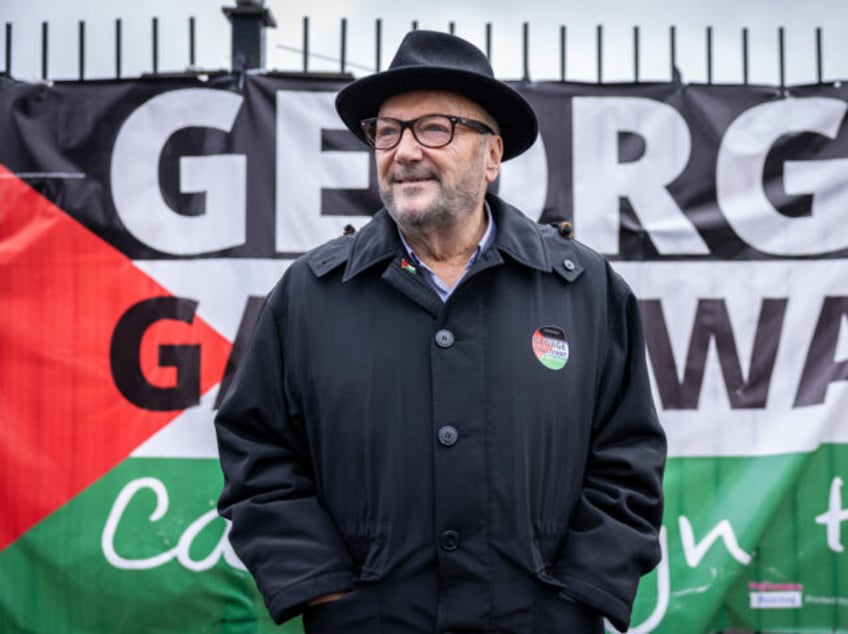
[{"x1": 398, "y1": 203, "x2": 496, "y2": 302}]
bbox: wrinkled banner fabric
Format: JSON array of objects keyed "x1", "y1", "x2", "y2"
[{"x1": 1, "y1": 74, "x2": 846, "y2": 633}]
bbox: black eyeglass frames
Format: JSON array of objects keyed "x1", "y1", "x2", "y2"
[{"x1": 360, "y1": 114, "x2": 496, "y2": 150}]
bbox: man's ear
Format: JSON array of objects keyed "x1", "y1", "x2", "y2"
[{"x1": 484, "y1": 135, "x2": 504, "y2": 183}]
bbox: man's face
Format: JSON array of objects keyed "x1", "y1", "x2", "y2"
[{"x1": 374, "y1": 90, "x2": 503, "y2": 232}]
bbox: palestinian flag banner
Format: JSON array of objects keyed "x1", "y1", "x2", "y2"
[{"x1": 1, "y1": 74, "x2": 846, "y2": 633}]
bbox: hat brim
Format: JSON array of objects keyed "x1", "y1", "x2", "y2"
[{"x1": 335, "y1": 67, "x2": 538, "y2": 161}]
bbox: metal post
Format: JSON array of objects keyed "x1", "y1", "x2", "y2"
[
  {"x1": 152, "y1": 17, "x2": 159, "y2": 74},
  {"x1": 522, "y1": 22, "x2": 530, "y2": 81},
  {"x1": 189, "y1": 17, "x2": 196, "y2": 67},
  {"x1": 79, "y1": 20, "x2": 85, "y2": 80},
  {"x1": 302, "y1": 16, "x2": 309, "y2": 72},
  {"x1": 222, "y1": 0, "x2": 277, "y2": 72},
  {"x1": 340, "y1": 18, "x2": 347, "y2": 73},
  {"x1": 115, "y1": 19, "x2": 122, "y2": 79},
  {"x1": 669, "y1": 25, "x2": 677, "y2": 81},
  {"x1": 706, "y1": 26, "x2": 712, "y2": 84},
  {"x1": 5, "y1": 23, "x2": 12, "y2": 76},
  {"x1": 596, "y1": 24, "x2": 603, "y2": 83},
  {"x1": 559, "y1": 25, "x2": 566, "y2": 81},
  {"x1": 41, "y1": 21, "x2": 48, "y2": 79},
  {"x1": 375, "y1": 19, "x2": 382, "y2": 72},
  {"x1": 633, "y1": 26, "x2": 640, "y2": 82},
  {"x1": 485, "y1": 23, "x2": 492, "y2": 62}
]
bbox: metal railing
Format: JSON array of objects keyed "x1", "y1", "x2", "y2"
[
  {"x1": 291, "y1": 18, "x2": 829, "y2": 87},
  {"x1": 0, "y1": 4, "x2": 840, "y2": 88}
]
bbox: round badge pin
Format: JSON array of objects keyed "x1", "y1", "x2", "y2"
[{"x1": 532, "y1": 326, "x2": 570, "y2": 370}]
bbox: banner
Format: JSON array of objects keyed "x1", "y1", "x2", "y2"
[{"x1": 1, "y1": 74, "x2": 846, "y2": 633}]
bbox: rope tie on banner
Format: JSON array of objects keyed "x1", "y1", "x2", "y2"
[{"x1": 552, "y1": 220, "x2": 574, "y2": 239}]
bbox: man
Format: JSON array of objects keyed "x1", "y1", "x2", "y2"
[{"x1": 215, "y1": 30, "x2": 666, "y2": 634}]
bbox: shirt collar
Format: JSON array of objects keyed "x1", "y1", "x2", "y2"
[
  {"x1": 341, "y1": 193, "x2": 554, "y2": 283},
  {"x1": 396, "y1": 201, "x2": 496, "y2": 271},
  {"x1": 396, "y1": 203, "x2": 496, "y2": 301}
]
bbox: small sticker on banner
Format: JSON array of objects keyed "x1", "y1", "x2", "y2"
[
  {"x1": 748, "y1": 582, "x2": 803, "y2": 609},
  {"x1": 532, "y1": 326, "x2": 570, "y2": 370}
]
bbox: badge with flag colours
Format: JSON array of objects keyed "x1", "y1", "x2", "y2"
[{"x1": 531, "y1": 326, "x2": 570, "y2": 370}]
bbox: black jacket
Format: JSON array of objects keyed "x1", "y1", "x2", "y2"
[{"x1": 215, "y1": 194, "x2": 666, "y2": 633}]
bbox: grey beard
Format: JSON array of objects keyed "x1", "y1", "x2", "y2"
[{"x1": 380, "y1": 176, "x2": 482, "y2": 234}]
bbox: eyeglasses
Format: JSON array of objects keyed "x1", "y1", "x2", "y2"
[{"x1": 360, "y1": 114, "x2": 496, "y2": 150}]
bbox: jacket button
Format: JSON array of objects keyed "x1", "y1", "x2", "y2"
[
  {"x1": 437, "y1": 425, "x2": 458, "y2": 446},
  {"x1": 439, "y1": 530, "x2": 459, "y2": 551},
  {"x1": 434, "y1": 329, "x2": 455, "y2": 348},
  {"x1": 563, "y1": 258, "x2": 576, "y2": 271}
]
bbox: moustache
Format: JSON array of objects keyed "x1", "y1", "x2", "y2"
[{"x1": 389, "y1": 168, "x2": 440, "y2": 184}]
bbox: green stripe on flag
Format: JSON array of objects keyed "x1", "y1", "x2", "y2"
[
  {"x1": 1, "y1": 446, "x2": 846, "y2": 633},
  {"x1": 0, "y1": 457, "x2": 293, "y2": 633}
]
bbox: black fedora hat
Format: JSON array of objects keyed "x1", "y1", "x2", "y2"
[{"x1": 335, "y1": 30, "x2": 538, "y2": 161}]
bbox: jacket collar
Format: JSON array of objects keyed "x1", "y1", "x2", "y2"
[
  {"x1": 487, "y1": 193, "x2": 551, "y2": 272},
  {"x1": 342, "y1": 209, "x2": 404, "y2": 282},
  {"x1": 342, "y1": 193, "x2": 555, "y2": 282}
]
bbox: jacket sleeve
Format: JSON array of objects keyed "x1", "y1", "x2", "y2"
[
  {"x1": 554, "y1": 265, "x2": 667, "y2": 632},
  {"x1": 215, "y1": 291, "x2": 357, "y2": 624}
]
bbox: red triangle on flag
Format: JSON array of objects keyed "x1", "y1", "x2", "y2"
[{"x1": 0, "y1": 165, "x2": 233, "y2": 551}]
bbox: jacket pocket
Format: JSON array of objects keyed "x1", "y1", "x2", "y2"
[
  {"x1": 302, "y1": 586, "x2": 381, "y2": 634},
  {"x1": 533, "y1": 587, "x2": 603, "y2": 634},
  {"x1": 531, "y1": 522, "x2": 568, "y2": 587},
  {"x1": 340, "y1": 526, "x2": 386, "y2": 581}
]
